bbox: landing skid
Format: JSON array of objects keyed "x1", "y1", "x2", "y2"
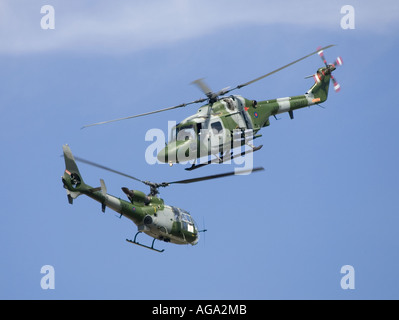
[
  {"x1": 126, "y1": 232, "x2": 165, "y2": 253},
  {"x1": 186, "y1": 145, "x2": 263, "y2": 171}
]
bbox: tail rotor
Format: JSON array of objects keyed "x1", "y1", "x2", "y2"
[
  {"x1": 317, "y1": 46, "x2": 343, "y2": 93},
  {"x1": 331, "y1": 74, "x2": 341, "y2": 93}
]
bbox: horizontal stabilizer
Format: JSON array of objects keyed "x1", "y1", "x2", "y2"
[
  {"x1": 88, "y1": 187, "x2": 101, "y2": 193},
  {"x1": 66, "y1": 189, "x2": 81, "y2": 204}
]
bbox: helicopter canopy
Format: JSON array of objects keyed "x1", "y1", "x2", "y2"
[
  {"x1": 172, "y1": 206, "x2": 198, "y2": 235},
  {"x1": 170, "y1": 122, "x2": 198, "y2": 142}
]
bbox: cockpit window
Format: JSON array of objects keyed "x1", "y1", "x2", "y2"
[
  {"x1": 181, "y1": 213, "x2": 192, "y2": 223},
  {"x1": 173, "y1": 208, "x2": 197, "y2": 234},
  {"x1": 172, "y1": 206, "x2": 180, "y2": 220},
  {"x1": 175, "y1": 124, "x2": 196, "y2": 141},
  {"x1": 211, "y1": 121, "x2": 223, "y2": 134}
]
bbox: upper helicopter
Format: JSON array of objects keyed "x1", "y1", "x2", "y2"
[{"x1": 83, "y1": 45, "x2": 343, "y2": 170}]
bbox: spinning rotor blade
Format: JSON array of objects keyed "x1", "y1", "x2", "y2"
[
  {"x1": 191, "y1": 78, "x2": 213, "y2": 97},
  {"x1": 316, "y1": 46, "x2": 343, "y2": 92},
  {"x1": 331, "y1": 75, "x2": 341, "y2": 92},
  {"x1": 74, "y1": 154, "x2": 264, "y2": 195},
  {"x1": 83, "y1": 45, "x2": 334, "y2": 129},
  {"x1": 317, "y1": 46, "x2": 329, "y2": 67},
  {"x1": 334, "y1": 56, "x2": 343, "y2": 68},
  {"x1": 164, "y1": 166, "x2": 264, "y2": 186},
  {"x1": 226, "y1": 44, "x2": 335, "y2": 93},
  {"x1": 74, "y1": 156, "x2": 144, "y2": 184},
  {"x1": 82, "y1": 98, "x2": 207, "y2": 129},
  {"x1": 191, "y1": 78, "x2": 230, "y2": 102}
]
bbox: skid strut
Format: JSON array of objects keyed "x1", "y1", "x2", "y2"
[
  {"x1": 126, "y1": 231, "x2": 165, "y2": 253},
  {"x1": 186, "y1": 145, "x2": 263, "y2": 171}
]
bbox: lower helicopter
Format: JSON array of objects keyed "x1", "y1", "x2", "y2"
[{"x1": 61, "y1": 144, "x2": 264, "y2": 252}]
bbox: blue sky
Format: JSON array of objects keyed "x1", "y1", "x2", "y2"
[{"x1": 1, "y1": 0, "x2": 398, "y2": 299}]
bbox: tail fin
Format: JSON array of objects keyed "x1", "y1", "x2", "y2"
[
  {"x1": 62, "y1": 144, "x2": 85, "y2": 204},
  {"x1": 306, "y1": 67, "x2": 331, "y2": 103}
]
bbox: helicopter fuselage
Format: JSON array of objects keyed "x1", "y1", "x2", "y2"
[
  {"x1": 157, "y1": 66, "x2": 332, "y2": 165},
  {"x1": 61, "y1": 145, "x2": 199, "y2": 248}
]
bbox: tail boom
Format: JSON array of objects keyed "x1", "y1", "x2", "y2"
[
  {"x1": 253, "y1": 65, "x2": 332, "y2": 121},
  {"x1": 61, "y1": 144, "x2": 145, "y2": 225}
]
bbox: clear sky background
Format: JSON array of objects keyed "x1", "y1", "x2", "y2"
[{"x1": 1, "y1": 0, "x2": 398, "y2": 300}]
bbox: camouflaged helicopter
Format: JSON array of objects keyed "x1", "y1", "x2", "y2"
[
  {"x1": 62, "y1": 144, "x2": 264, "y2": 252},
  {"x1": 83, "y1": 45, "x2": 342, "y2": 170}
]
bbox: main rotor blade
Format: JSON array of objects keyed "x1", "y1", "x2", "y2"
[
  {"x1": 191, "y1": 78, "x2": 213, "y2": 97},
  {"x1": 82, "y1": 98, "x2": 207, "y2": 129},
  {"x1": 227, "y1": 44, "x2": 335, "y2": 93},
  {"x1": 74, "y1": 156, "x2": 264, "y2": 192},
  {"x1": 191, "y1": 78, "x2": 231, "y2": 102},
  {"x1": 164, "y1": 166, "x2": 264, "y2": 185},
  {"x1": 74, "y1": 156, "x2": 144, "y2": 184}
]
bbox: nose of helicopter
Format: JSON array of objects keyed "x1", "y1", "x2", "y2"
[
  {"x1": 157, "y1": 141, "x2": 195, "y2": 164},
  {"x1": 157, "y1": 147, "x2": 167, "y2": 163},
  {"x1": 192, "y1": 235, "x2": 199, "y2": 246},
  {"x1": 157, "y1": 145, "x2": 177, "y2": 164}
]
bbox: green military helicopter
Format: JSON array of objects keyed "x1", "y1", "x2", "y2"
[
  {"x1": 61, "y1": 144, "x2": 264, "y2": 252},
  {"x1": 83, "y1": 45, "x2": 342, "y2": 170}
]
